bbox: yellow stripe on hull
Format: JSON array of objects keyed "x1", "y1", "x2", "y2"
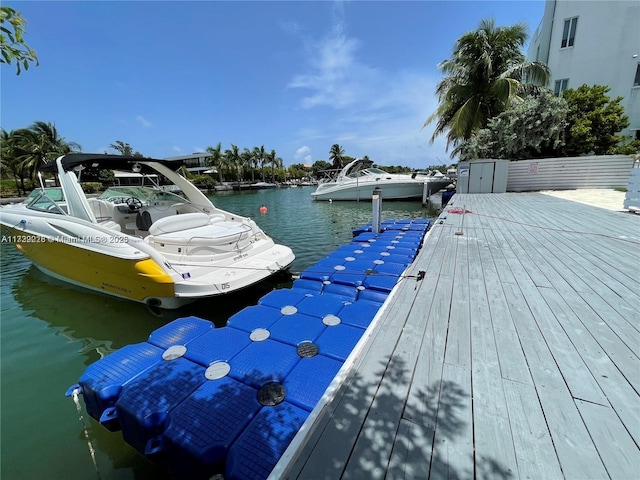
[{"x1": 12, "y1": 233, "x2": 175, "y2": 303}]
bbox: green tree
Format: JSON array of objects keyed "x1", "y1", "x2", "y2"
[
  {"x1": 16, "y1": 121, "x2": 80, "y2": 180},
  {"x1": 1, "y1": 6, "x2": 38, "y2": 75},
  {"x1": 206, "y1": 142, "x2": 226, "y2": 183},
  {"x1": 224, "y1": 144, "x2": 242, "y2": 185},
  {"x1": 242, "y1": 148, "x2": 256, "y2": 182},
  {"x1": 329, "y1": 144, "x2": 345, "y2": 169},
  {"x1": 1, "y1": 122, "x2": 80, "y2": 193},
  {"x1": 253, "y1": 145, "x2": 267, "y2": 182},
  {"x1": 109, "y1": 140, "x2": 143, "y2": 157},
  {"x1": 561, "y1": 84, "x2": 630, "y2": 156},
  {"x1": 1, "y1": 128, "x2": 31, "y2": 194},
  {"x1": 424, "y1": 18, "x2": 549, "y2": 155},
  {"x1": 311, "y1": 160, "x2": 331, "y2": 179},
  {"x1": 458, "y1": 89, "x2": 568, "y2": 160}
]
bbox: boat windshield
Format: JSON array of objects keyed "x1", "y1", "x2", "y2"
[
  {"x1": 346, "y1": 167, "x2": 388, "y2": 179},
  {"x1": 25, "y1": 188, "x2": 67, "y2": 214},
  {"x1": 98, "y1": 187, "x2": 187, "y2": 205}
]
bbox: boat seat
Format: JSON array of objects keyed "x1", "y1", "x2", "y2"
[
  {"x1": 148, "y1": 212, "x2": 214, "y2": 235},
  {"x1": 136, "y1": 211, "x2": 154, "y2": 231},
  {"x1": 100, "y1": 220, "x2": 122, "y2": 232},
  {"x1": 88, "y1": 198, "x2": 115, "y2": 223}
]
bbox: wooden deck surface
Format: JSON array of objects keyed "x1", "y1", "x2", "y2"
[{"x1": 273, "y1": 192, "x2": 640, "y2": 480}]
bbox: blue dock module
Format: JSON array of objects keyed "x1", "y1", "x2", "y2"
[
  {"x1": 183, "y1": 326, "x2": 252, "y2": 367},
  {"x1": 116, "y1": 356, "x2": 206, "y2": 456},
  {"x1": 315, "y1": 322, "x2": 366, "y2": 362},
  {"x1": 228, "y1": 339, "x2": 301, "y2": 390},
  {"x1": 70, "y1": 218, "x2": 431, "y2": 480},
  {"x1": 162, "y1": 375, "x2": 262, "y2": 480},
  {"x1": 284, "y1": 350, "x2": 343, "y2": 412},
  {"x1": 226, "y1": 304, "x2": 283, "y2": 333},
  {"x1": 225, "y1": 401, "x2": 310, "y2": 480},
  {"x1": 68, "y1": 316, "x2": 214, "y2": 431},
  {"x1": 71, "y1": 343, "x2": 165, "y2": 431}
]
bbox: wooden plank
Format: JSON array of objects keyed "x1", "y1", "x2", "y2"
[
  {"x1": 430, "y1": 363, "x2": 474, "y2": 480},
  {"x1": 468, "y1": 231, "x2": 520, "y2": 477},
  {"x1": 575, "y1": 400, "x2": 640, "y2": 480},
  {"x1": 404, "y1": 272, "x2": 453, "y2": 427},
  {"x1": 501, "y1": 282, "x2": 610, "y2": 478},
  {"x1": 386, "y1": 419, "x2": 432, "y2": 479},
  {"x1": 502, "y1": 380, "x2": 568, "y2": 480},
  {"x1": 342, "y1": 276, "x2": 437, "y2": 479},
  {"x1": 444, "y1": 234, "x2": 470, "y2": 369},
  {"x1": 526, "y1": 225, "x2": 640, "y2": 324},
  {"x1": 475, "y1": 228, "x2": 534, "y2": 386},
  {"x1": 538, "y1": 287, "x2": 640, "y2": 446}
]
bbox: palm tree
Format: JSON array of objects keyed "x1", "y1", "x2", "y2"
[
  {"x1": 424, "y1": 18, "x2": 550, "y2": 154},
  {"x1": 253, "y1": 145, "x2": 267, "y2": 182},
  {"x1": 224, "y1": 144, "x2": 242, "y2": 186},
  {"x1": 242, "y1": 148, "x2": 256, "y2": 182},
  {"x1": 266, "y1": 149, "x2": 277, "y2": 182},
  {"x1": 329, "y1": 144, "x2": 345, "y2": 169},
  {"x1": 1, "y1": 128, "x2": 29, "y2": 194},
  {"x1": 14, "y1": 121, "x2": 80, "y2": 187},
  {"x1": 206, "y1": 142, "x2": 226, "y2": 184}
]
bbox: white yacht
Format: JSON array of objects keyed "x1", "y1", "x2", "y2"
[{"x1": 311, "y1": 158, "x2": 452, "y2": 201}]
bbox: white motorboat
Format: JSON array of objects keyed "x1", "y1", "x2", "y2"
[
  {"x1": 311, "y1": 158, "x2": 452, "y2": 201},
  {"x1": 0, "y1": 153, "x2": 295, "y2": 309}
]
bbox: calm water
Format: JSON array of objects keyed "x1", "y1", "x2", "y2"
[{"x1": 0, "y1": 186, "x2": 439, "y2": 480}]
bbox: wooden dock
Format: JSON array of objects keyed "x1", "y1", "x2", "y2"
[{"x1": 273, "y1": 192, "x2": 640, "y2": 480}]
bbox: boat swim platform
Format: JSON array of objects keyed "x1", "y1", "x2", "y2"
[{"x1": 274, "y1": 192, "x2": 640, "y2": 480}]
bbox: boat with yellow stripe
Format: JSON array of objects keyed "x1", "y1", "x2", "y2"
[{"x1": 0, "y1": 153, "x2": 295, "y2": 309}]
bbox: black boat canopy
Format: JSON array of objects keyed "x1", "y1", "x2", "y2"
[{"x1": 39, "y1": 153, "x2": 187, "y2": 173}]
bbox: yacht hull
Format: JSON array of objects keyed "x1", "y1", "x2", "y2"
[{"x1": 312, "y1": 180, "x2": 433, "y2": 201}]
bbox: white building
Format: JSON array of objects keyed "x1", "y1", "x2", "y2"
[{"x1": 527, "y1": 0, "x2": 640, "y2": 139}]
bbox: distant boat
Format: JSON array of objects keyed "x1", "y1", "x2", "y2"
[
  {"x1": 311, "y1": 158, "x2": 452, "y2": 201},
  {"x1": 250, "y1": 182, "x2": 277, "y2": 190}
]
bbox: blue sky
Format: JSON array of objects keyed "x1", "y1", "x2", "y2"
[{"x1": 1, "y1": 0, "x2": 545, "y2": 169}]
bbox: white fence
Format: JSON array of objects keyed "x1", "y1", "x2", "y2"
[
  {"x1": 623, "y1": 159, "x2": 640, "y2": 212},
  {"x1": 506, "y1": 155, "x2": 635, "y2": 191}
]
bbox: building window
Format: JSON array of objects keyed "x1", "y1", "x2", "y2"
[
  {"x1": 554, "y1": 79, "x2": 569, "y2": 95},
  {"x1": 634, "y1": 64, "x2": 640, "y2": 87},
  {"x1": 561, "y1": 17, "x2": 578, "y2": 48}
]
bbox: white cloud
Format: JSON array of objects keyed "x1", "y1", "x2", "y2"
[
  {"x1": 172, "y1": 146, "x2": 182, "y2": 153},
  {"x1": 294, "y1": 145, "x2": 312, "y2": 164},
  {"x1": 192, "y1": 146, "x2": 206, "y2": 153},
  {"x1": 287, "y1": 4, "x2": 451, "y2": 168},
  {"x1": 136, "y1": 115, "x2": 152, "y2": 127}
]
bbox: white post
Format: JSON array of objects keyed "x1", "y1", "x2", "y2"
[
  {"x1": 372, "y1": 187, "x2": 382, "y2": 233},
  {"x1": 422, "y1": 182, "x2": 431, "y2": 206}
]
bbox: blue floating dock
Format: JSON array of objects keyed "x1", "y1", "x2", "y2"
[
  {"x1": 163, "y1": 376, "x2": 261, "y2": 480},
  {"x1": 70, "y1": 218, "x2": 430, "y2": 479}
]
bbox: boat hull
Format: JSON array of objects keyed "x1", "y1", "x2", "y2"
[
  {"x1": 311, "y1": 180, "x2": 426, "y2": 201},
  {"x1": 2, "y1": 225, "x2": 181, "y2": 306},
  {"x1": 1, "y1": 209, "x2": 294, "y2": 309}
]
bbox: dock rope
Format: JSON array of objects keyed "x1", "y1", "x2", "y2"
[{"x1": 71, "y1": 388, "x2": 102, "y2": 479}]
